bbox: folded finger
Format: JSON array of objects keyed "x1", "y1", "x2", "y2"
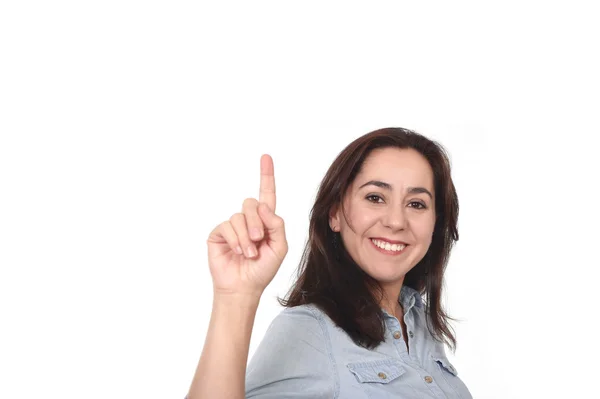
[
  {"x1": 242, "y1": 197, "x2": 264, "y2": 242},
  {"x1": 230, "y1": 213, "x2": 258, "y2": 258},
  {"x1": 209, "y1": 221, "x2": 243, "y2": 256}
]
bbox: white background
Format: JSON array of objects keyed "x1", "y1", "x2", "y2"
[{"x1": 1, "y1": 1, "x2": 598, "y2": 398}]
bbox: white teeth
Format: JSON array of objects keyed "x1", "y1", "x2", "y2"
[{"x1": 371, "y1": 239, "x2": 406, "y2": 252}]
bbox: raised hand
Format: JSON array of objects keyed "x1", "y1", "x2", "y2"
[{"x1": 206, "y1": 154, "x2": 288, "y2": 297}]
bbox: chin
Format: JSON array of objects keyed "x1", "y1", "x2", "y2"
[{"x1": 361, "y1": 264, "x2": 406, "y2": 283}]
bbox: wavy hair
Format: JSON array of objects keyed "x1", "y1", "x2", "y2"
[{"x1": 278, "y1": 127, "x2": 460, "y2": 351}]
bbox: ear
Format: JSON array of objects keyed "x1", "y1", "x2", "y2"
[{"x1": 328, "y1": 204, "x2": 340, "y2": 232}]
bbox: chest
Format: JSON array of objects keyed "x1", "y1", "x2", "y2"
[
  {"x1": 399, "y1": 318, "x2": 410, "y2": 352},
  {"x1": 395, "y1": 310, "x2": 410, "y2": 353}
]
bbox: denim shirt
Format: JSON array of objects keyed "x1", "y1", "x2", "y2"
[{"x1": 245, "y1": 285, "x2": 472, "y2": 398}]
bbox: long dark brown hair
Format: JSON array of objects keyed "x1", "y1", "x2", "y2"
[{"x1": 278, "y1": 127, "x2": 460, "y2": 351}]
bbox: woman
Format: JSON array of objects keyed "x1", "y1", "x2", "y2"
[{"x1": 187, "y1": 127, "x2": 473, "y2": 398}]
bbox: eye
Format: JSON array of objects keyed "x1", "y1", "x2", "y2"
[
  {"x1": 366, "y1": 194, "x2": 384, "y2": 203},
  {"x1": 409, "y1": 201, "x2": 427, "y2": 209}
]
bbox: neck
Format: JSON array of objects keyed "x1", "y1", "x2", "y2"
[{"x1": 378, "y1": 279, "x2": 404, "y2": 317}]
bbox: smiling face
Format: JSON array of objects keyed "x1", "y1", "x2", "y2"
[{"x1": 329, "y1": 147, "x2": 436, "y2": 291}]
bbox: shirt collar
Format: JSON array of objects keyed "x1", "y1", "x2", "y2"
[
  {"x1": 399, "y1": 284, "x2": 423, "y2": 310},
  {"x1": 380, "y1": 285, "x2": 423, "y2": 318}
]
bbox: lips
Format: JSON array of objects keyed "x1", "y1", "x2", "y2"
[
  {"x1": 370, "y1": 238, "x2": 409, "y2": 255},
  {"x1": 371, "y1": 237, "x2": 408, "y2": 245}
]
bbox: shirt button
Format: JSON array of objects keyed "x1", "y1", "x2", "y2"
[
  {"x1": 409, "y1": 331, "x2": 414, "y2": 338},
  {"x1": 424, "y1": 376, "x2": 433, "y2": 383},
  {"x1": 378, "y1": 372, "x2": 387, "y2": 379},
  {"x1": 393, "y1": 331, "x2": 401, "y2": 339}
]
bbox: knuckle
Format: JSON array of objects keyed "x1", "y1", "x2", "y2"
[
  {"x1": 230, "y1": 212, "x2": 245, "y2": 223},
  {"x1": 243, "y1": 197, "x2": 258, "y2": 208},
  {"x1": 214, "y1": 221, "x2": 229, "y2": 235},
  {"x1": 274, "y1": 216, "x2": 285, "y2": 227}
]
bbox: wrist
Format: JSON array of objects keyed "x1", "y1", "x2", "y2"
[{"x1": 213, "y1": 290, "x2": 262, "y2": 307}]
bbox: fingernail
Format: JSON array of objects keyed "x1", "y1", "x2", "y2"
[
  {"x1": 250, "y1": 228, "x2": 262, "y2": 240},
  {"x1": 234, "y1": 246, "x2": 243, "y2": 255},
  {"x1": 247, "y1": 245, "x2": 257, "y2": 257}
]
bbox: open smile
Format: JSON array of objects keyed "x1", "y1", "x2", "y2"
[{"x1": 369, "y1": 238, "x2": 409, "y2": 256}]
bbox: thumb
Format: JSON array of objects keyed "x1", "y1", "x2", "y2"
[{"x1": 258, "y1": 202, "x2": 287, "y2": 248}]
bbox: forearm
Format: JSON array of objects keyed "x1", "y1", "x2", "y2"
[{"x1": 187, "y1": 293, "x2": 261, "y2": 399}]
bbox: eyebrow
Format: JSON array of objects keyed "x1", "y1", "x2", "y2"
[{"x1": 358, "y1": 180, "x2": 433, "y2": 200}]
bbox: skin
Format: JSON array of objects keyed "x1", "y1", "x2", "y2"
[
  {"x1": 188, "y1": 148, "x2": 436, "y2": 397},
  {"x1": 329, "y1": 147, "x2": 437, "y2": 319},
  {"x1": 188, "y1": 155, "x2": 288, "y2": 399}
]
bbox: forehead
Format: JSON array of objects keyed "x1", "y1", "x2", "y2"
[{"x1": 354, "y1": 147, "x2": 434, "y2": 189}]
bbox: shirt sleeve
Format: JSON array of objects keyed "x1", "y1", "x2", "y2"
[{"x1": 245, "y1": 306, "x2": 337, "y2": 399}]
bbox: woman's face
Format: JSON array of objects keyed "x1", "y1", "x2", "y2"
[{"x1": 329, "y1": 147, "x2": 436, "y2": 286}]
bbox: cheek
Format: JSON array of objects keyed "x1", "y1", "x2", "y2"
[
  {"x1": 422, "y1": 233, "x2": 434, "y2": 248},
  {"x1": 413, "y1": 217, "x2": 436, "y2": 241},
  {"x1": 351, "y1": 211, "x2": 379, "y2": 234},
  {"x1": 342, "y1": 204, "x2": 371, "y2": 230}
]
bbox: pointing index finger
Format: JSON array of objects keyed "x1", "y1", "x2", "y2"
[{"x1": 259, "y1": 154, "x2": 276, "y2": 212}]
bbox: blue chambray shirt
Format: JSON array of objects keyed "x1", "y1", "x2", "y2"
[{"x1": 244, "y1": 285, "x2": 472, "y2": 398}]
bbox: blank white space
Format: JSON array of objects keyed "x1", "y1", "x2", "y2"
[{"x1": 1, "y1": 2, "x2": 598, "y2": 398}]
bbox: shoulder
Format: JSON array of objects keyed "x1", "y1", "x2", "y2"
[
  {"x1": 278, "y1": 303, "x2": 323, "y2": 319},
  {"x1": 277, "y1": 303, "x2": 326, "y2": 322},
  {"x1": 246, "y1": 304, "x2": 339, "y2": 397},
  {"x1": 250, "y1": 304, "x2": 334, "y2": 355},
  {"x1": 266, "y1": 304, "x2": 330, "y2": 342}
]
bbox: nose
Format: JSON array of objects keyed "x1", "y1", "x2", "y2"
[{"x1": 382, "y1": 205, "x2": 407, "y2": 230}]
